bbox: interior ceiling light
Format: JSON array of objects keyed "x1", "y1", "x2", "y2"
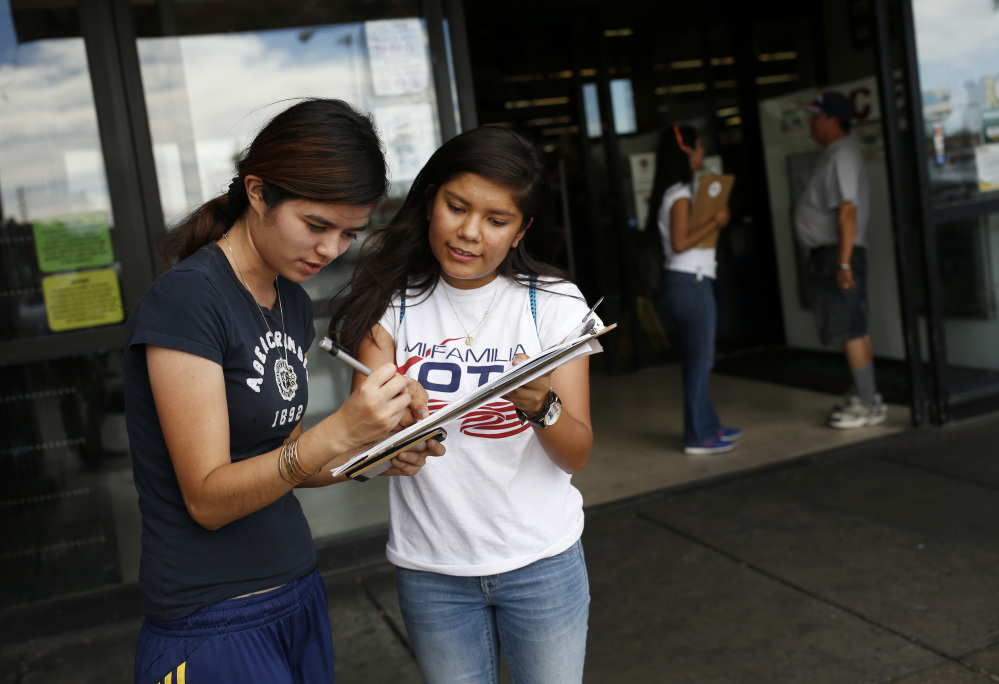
[
  {"x1": 716, "y1": 107, "x2": 740, "y2": 117},
  {"x1": 710, "y1": 57, "x2": 736, "y2": 66},
  {"x1": 756, "y1": 73, "x2": 800, "y2": 85},
  {"x1": 758, "y1": 51, "x2": 798, "y2": 62},
  {"x1": 504, "y1": 97, "x2": 571, "y2": 109},
  {"x1": 604, "y1": 29, "x2": 633, "y2": 37},
  {"x1": 670, "y1": 59, "x2": 703, "y2": 69},
  {"x1": 655, "y1": 83, "x2": 707, "y2": 95},
  {"x1": 726, "y1": 116, "x2": 743, "y2": 126},
  {"x1": 526, "y1": 116, "x2": 573, "y2": 126}
]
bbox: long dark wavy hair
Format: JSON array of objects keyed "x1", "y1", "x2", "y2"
[
  {"x1": 161, "y1": 98, "x2": 388, "y2": 268},
  {"x1": 644, "y1": 124, "x2": 697, "y2": 234},
  {"x1": 330, "y1": 126, "x2": 568, "y2": 354}
]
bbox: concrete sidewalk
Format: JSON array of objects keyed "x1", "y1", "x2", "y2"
[{"x1": 4, "y1": 413, "x2": 999, "y2": 683}]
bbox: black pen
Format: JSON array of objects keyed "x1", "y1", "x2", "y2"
[{"x1": 318, "y1": 337, "x2": 373, "y2": 375}]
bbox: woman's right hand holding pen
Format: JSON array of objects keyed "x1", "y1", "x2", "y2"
[
  {"x1": 301, "y1": 363, "x2": 414, "y2": 471},
  {"x1": 338, "y1": 363, "x2": 417, "y2": 447}
]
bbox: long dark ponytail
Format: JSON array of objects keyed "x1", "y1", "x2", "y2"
[
  {"x1": 645, "y1": 124, "x2": 697, "y2": 234},
  {"x1": 161, "y1": 98, "x2": 388, "y2": 268}
]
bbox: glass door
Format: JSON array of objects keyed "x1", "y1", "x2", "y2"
[
  {"x1": 128, "y1": 0, "x2": 445, "y2": 540},
  {"x1": 1, "y1": 0, "x2": 457, "y2": 623},
  {"x1": 0, "y1": 0, "x2": 139, "y2": 611},
  {"x1": 908, "y1": 0, "x2": 999, "y2": 419}
]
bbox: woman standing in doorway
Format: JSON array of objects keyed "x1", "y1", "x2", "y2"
[
  {"x1": 648, "y1": 124, "x2": 740, "y2": 455},
  {"x1": 123, "y1": 98, "x2": 442, "y2": 684}
]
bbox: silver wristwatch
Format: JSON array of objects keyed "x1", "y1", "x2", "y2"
[{"x1": 516, "y1": 389, "x2": 562, "y2": 429}]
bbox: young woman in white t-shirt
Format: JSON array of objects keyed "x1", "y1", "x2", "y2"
[
  {"x1": 329, "y1": 127, "x2": 597, "y2": 684},
  {"x1": 648, "y1": 124, "x2": 740, "y2": 455}
]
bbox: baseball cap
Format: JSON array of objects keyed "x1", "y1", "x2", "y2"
[{"x1": 800, "y1": 91, "x2": 852, "y2": 123}]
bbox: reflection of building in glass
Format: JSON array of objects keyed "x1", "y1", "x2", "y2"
[{"x1": 921, "y1": 87, "x2": 952, "y2": 123}]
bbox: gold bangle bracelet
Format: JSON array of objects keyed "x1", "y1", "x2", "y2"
[{"x1": 278, "y1": 436, "x2": 316, "y2": 485}]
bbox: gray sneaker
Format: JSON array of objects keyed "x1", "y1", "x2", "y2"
[{"x1": 828, "y1": 393, "x2": 887, "y2": 429}]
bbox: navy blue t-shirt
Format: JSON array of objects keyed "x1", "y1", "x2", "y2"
[{"x1": 123, "y1": 242, "x2": 318, "y2": 621}]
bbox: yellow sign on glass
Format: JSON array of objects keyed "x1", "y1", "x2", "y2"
[
  {"x1": 41, "y1": 268, "x2": 124, "y2": 332},
  {"x1": 32, "y1": 211, "x2": 114, "y2": 273}
]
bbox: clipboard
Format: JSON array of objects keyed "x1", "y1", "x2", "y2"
[
  {"x1": 692, "y1": 174, "x2": 734, "y2": 248},
  {"x1": 331, "y1": 320, "x2": 616, "y2": 481},
  {"x1": 341, "y1": 426, "x2": 448, "y2": 482}
]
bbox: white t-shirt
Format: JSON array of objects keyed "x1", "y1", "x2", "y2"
[
  {"x1": 793, "y1": 135, "x2": 870, "y2": 250},
  {"x1": 377, "y1": 275, "x2": 595, "y2": 576},
  {"x1": 658, "y1": 182, "x2": 718, "y2": 280}
]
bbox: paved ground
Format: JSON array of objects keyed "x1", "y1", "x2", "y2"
[{"x1": 4, "y1": 413, "x2": 999, "y2": 683}]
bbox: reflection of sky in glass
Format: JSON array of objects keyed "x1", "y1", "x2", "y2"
[
  {"x1": 139, "y1": 22, "x2": 439, "y2": 225},
  {"x1": 0, "y1": 1, "x2": 110, "y2": 223},
  {"x1": 913, "y1": 0, "x2": 999, "y2": 135},
  {"x1": 139, "y1": 24, "x2": 366, "y2": 224},
  {"x1": 1, "y1": 10, "x2": 441, "y2": 227}
]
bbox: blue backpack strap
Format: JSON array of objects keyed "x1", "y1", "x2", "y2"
[
  {"x1": 529, "y1": 276, "x2": 537, "y2": 328},
  {"x1": 399, "y1": 290, "x2": 406, "y2": 323}
]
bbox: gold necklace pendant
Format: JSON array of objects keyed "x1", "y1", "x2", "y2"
[
  {"x1": 223, "y1": 232, "x2": 297, "y2": 398},
  {"x1": 443, "y1": 278, "x2": 501, "y2": 348}
]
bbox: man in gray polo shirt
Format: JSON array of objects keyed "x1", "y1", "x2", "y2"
[{"x1": 794, "y1": 90, "x2": 886, "y2": 428}]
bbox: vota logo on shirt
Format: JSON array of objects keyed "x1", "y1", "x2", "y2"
[
  {"x1": 408, "y1": 338, "x2": 534, "y2": 440},
  {"x1": 426, "y1": 399, "x2": 531, "y2": 439}
]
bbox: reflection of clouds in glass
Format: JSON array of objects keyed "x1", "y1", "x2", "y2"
[
  {"x1": 373, "y1": 103, "x2": 438, "y2": 194},
  {"x1": 913, "y1": 0, "x2": 999, "y2": 134},
  {"x1": 0, "y1": 39, "x2": 111, "y2": 220},
  {"x1": 913, "y1": 0, "x2": 999, "y2": 65},
  {"x1": 140, "y1": 25, "x2": 366, "y2": 223}
]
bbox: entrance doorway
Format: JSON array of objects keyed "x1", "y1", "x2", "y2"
[{"x1": 461, "y1": 1, "x2": 914, "y2": 409}]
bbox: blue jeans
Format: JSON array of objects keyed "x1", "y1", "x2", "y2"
[
  {"x1": 395, "y1": 540, "x2": 589, "y2": 684},
  {"x1": 659, "y1": 269, "x2": 721, "y2": 444}
]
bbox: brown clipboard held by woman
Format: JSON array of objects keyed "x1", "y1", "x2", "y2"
[{"x1": 693, "y1": 174, "x2": 735, "y2": 248}]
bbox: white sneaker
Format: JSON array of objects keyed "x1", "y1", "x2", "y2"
[
  {"x1": 827, "y1": 393, "x2": 887, "y2": 429},
  {"x1": 831, "y1": 391, "x2": 861, "y2": 412}
]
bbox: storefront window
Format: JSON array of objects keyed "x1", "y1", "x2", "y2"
[
  {"x1": 912, "y1": 0, "x2": 999, "y2": 205},
  {"x1": 132, "y1": 3, "x2": 444, "y2": 545},
  {"x1": 0, "y1": 0, "x2": 138, "y2": 613},
  {"x1": 935, "y1": 211, "x2": 999, "y2": 399},
  {"x1": 0, "y1": 1, "x2": 123, "y2": 343}
]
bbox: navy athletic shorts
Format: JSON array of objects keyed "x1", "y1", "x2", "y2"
[
  {"x1": 134, "y1": 569, "x2": 334, "y2": 684},
  {"x1": 808, "y1": 245, "x2": 868, "y2": 346}
]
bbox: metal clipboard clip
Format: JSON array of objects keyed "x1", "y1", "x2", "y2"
[{"x1": 564, "y1": 296, "x2": 605, "y2": 341}]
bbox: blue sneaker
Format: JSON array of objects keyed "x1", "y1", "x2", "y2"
[
  {"x1": 718, "y1": 426, "x2": 743, "y2": 442},
  {"x1": 684, "y1": 436, "x2": 736, "y2": 455}
]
